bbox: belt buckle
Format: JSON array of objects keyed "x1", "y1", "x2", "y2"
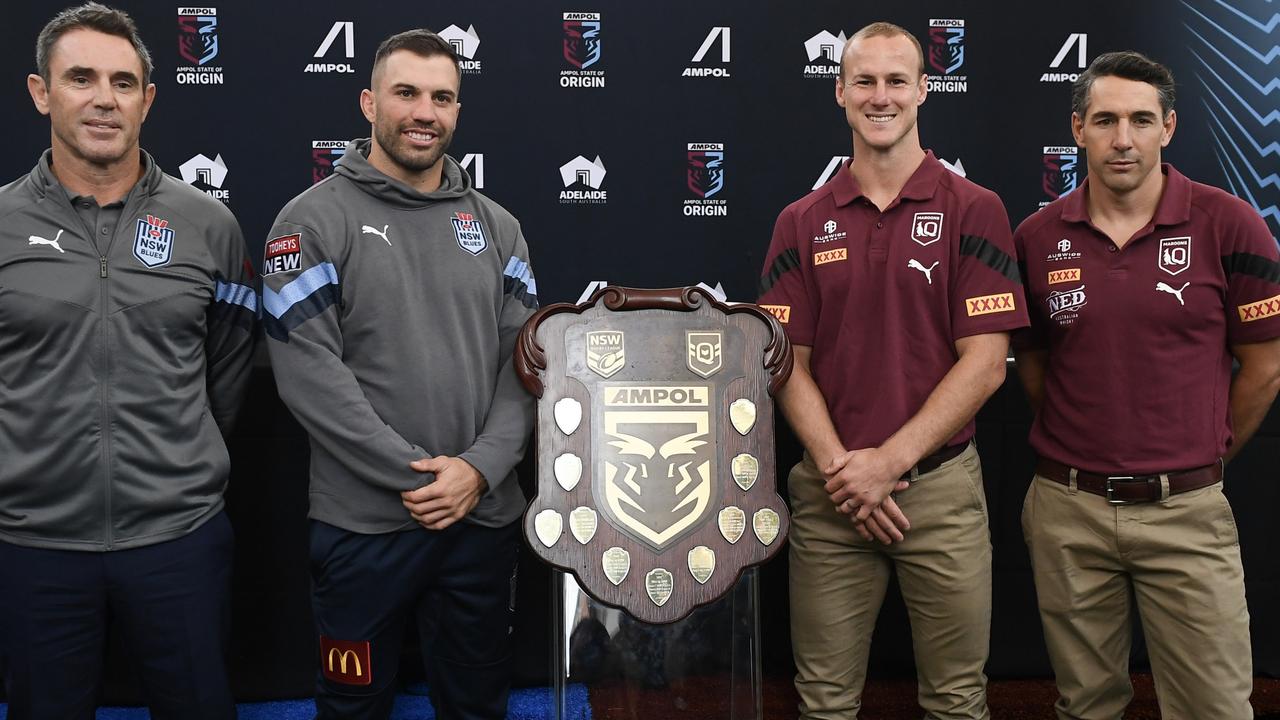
[{"x1": 1105, "y1": 476, "x2": 1136, "y2": 505}]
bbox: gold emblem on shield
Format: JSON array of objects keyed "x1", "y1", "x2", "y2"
[
  {"x1": 598, "y1": 385, "x2": 715, "y2": 551},
  {"x1": 602, "y1": 546, "x2": 630, "y2": 585},
  {"x1": 686, "y1": 331, "x2": 722, "y2": 378},
  {"x1": 586, "y1": 330, "x2": 626, "y2": 378},
  {"x1": 569, "y1": 506, "x2": 597, "y2": 544},
  {"x1": 688, "y1": 545, "x2": 715, "y2": 584},
  {"x1": 645, "y1": 568, "x2": 674, "y2": 606},
  {"x1": 718, "y1": 506, "x2": 746, "y2": 543},
  {"x1": 534, "y1": 509, "x2": 563, "y2": 548},
  {"x1": 731, "y1": 453, "x2": 759, "y2": 491},
  {"x1": 730, "y1": 398, "x2": 756, "y2": 435},
  {"x1": 753, "y1": 508, "x2": 781, "y2": 546}
]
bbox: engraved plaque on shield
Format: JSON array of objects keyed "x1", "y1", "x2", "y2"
[{"x1": 517, "y1": 286, "x2": 793, "y2": 623}]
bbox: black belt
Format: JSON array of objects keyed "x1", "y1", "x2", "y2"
[
  {"x1": 1036, "y1": 457, "x2": 1222, "y2": 504},
  {"x1": 901, "y1": 441, "x2": 970, "y2": 481}
]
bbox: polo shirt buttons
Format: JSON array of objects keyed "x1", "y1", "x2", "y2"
[
  {"x1": 101, "y1": 227, "x2": 109, "y2": 235},
  {"x1": 1108, "y1": 245, "x2": 1117, "y2": 253},
  {"x1": 876, "y1": 221, "x2": 884, "y2": 228}
]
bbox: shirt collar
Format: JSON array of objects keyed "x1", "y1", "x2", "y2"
[
  {"x1": 1060, "y1": 163, "x2": 1191, "y2": 227},
  {"x1": 831, "y1": 150, "x2": 945, "y2": 207}
]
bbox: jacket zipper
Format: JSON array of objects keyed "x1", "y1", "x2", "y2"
[{"x1": 99, "y1": 249, "x2": 113, "y2": 549}]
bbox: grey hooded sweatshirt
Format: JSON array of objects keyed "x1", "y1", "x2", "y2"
[
  {"x1": 263, "y1": 140, "x2": 537, "y2": 533},
  {"x1": 0, "y1": 150, "x2": 256, "y2": 551}
]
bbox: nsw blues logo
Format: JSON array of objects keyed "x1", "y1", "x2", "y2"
[
  {"x1": 134, "y1": 214, "x2": 174, "y2": 268},
  {"x1": 452, "y1": 212, "x2": 488, "y2": 255}
]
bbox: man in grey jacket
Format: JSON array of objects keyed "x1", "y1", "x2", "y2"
[
  {"x1": 263, "y1": 29, "x2": 537, "y2": 720},
  {"x1": 0, "y1": 4, "x2": 254, "y2": 719}
]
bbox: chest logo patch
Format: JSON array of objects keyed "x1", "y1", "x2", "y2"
[
  {"x1": 264, "y1": 233, "x2": 302, "y2": 276},
  {"x1": 133, "y1": 214, "x2": 174, "y2": 268},
  {"x1": 908, "y1": 259, "x2": 939, "y2": 285},
  {"x1": 1158, "y1": 236, "x2": 1191, "y2": 276},
  {"x1": 29, "y1": 228, "x2": 66, "y2": 253},
  {"x1": 1048, "y1": 268, "x2": 1080, "y2": 285},
  {"x1": 1156, "y1": 281, "x2": 1189, "y2": 307},
  {"x1": 813, "y1": 248, "x2": 847, "y2": 266},
  {"x1": 1239, "y1": 294, "x2": 1280, "y2": 323},
  {"x1": 911, "y1": 212, "x2": 943, "y2": 247},
  {"x1": 452, "y1": 212, "x2": 488, "y2": 255},
  {"x1": 1047, "y1": 284, "x2": 1087, "y2": 324}
]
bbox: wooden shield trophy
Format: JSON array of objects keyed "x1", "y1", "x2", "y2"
[{"x1": 515, "y1": 286, "x2": 792, "y2": 623}]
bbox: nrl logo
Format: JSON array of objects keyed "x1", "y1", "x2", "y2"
[{"x1": 586, "y1": 330, "x2": 625, "y2": 378}]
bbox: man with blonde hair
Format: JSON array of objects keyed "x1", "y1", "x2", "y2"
[{"x1": 759, "y1": 21, "x2": 1026, "y2": 718}]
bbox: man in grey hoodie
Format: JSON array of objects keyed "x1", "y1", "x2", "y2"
[
  {"x1": 262, "y1": 29, "x2": 537, "y2": 720},
  {"x1": 0, "y1": 4, "x2": 254, "y2": 719}
]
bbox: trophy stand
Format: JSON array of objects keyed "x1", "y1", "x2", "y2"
[{"x1": 550, "y1": 569, "x2": 763, "y2": 720}]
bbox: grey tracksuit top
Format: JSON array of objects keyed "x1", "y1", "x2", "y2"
[
  {"x1": 0, "y1": 150, "x2": 256, "y2": 551},
  {"x1": 263, "y1": 140, "x2": 537, "y2": 533}
]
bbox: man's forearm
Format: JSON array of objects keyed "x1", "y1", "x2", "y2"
[
  {"x1": 777, "y1": 354, "x2": 845, "y2": 470},
  {"x1": 1226, "y1": 367, "x2": 1280, "y2": 461}
]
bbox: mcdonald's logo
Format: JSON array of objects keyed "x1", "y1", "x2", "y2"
[{"x1": 319, "y1": 636, "x2": 372, "y2": 686}]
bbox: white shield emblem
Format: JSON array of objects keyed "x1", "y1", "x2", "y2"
[
  {"x1": 686, "y1": 331, "x2": 722, "y2": 378},
  {"x1": 1158, "y1": 236, "x2": 1191, "y2": 276},
  {"x1": 911, "y1": 211, "x2": 943, "y2": 247},
  {"x1": 133, "y1": 215, "x2": 174, "y2": 267},
  {"x1": 451, "y1": 211, "x2": 488, "y2": 255},
  {"x1": 586, "y1": 330, "x2": 625, "y2": 378}
]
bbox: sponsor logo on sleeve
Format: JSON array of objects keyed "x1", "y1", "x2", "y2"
[
  {"x1": 813, "y1": 248, "x2": 848, "y2": 266},
  {"x1": 966, "y1": 292, "x2": 1016, "y2": 316},
  {"x1": 760, "y1": 304, "x2": 791, "y2": 323},
  {"x1": 1238, "y1": 294, "x2": 1280, "y2": 322},
  {"x1": 263, "y1": 233, "x2": 302, "y2": 275},
  {"x1": 1047, "y1": 268, "x2": 1080, "y2": 284}
]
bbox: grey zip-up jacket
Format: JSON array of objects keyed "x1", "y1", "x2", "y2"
[
  {"x1": 263, "y1": 140, "x2": 537, "y2": 533},
  {"x1": 0, "y1": 150, "x2": 256, "y2": 551}
]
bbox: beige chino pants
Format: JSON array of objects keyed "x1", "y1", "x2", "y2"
[
  {"x1": 1022, "y1": 474, "x2": 1253, "y2": 720},
  {"x1": 788, "y1": 444, "x2": 992, "y2": 720}
]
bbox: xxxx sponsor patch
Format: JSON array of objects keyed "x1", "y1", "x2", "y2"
[
  {"x1": 1048, "y1": 268, "x2": 1080, "y2": 285},
  {"x1": 263, "y1": 233, "x2": 302, "y2": 276},
  {"x1": 1238, "y1": 294, "x2": 1280, "y2": 323},
  {"x1": 760, "y1": 304, "x2": 791, "y2": 323},
  {"x1": 966, "y1": 292, "x2": 1016, "y2": 316},
  {"x1": 813, "y1": 248, "x2": 848, "y2": 266}
]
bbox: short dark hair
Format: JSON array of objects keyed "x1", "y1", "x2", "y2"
[
  {"x1": 1071, "y1": 51, "x2": 1175, "y2": 119},
  {"x1": 36, "y1": 3, "x2": 153, "y2": 85},
  {"x1": 371, "y1": 29, "x2": 461, "y2": 88}
]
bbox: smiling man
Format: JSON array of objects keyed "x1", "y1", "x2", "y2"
[
  {"x1": 262, "y1": 29, "x2": 537, "y2": 720},
  {"x1": 0, "y1": 4, "x2": 254, "y2": 719},
  {"x1": 1014, "y1": 51, "x2": 1280, "y2": 719},
  {"x1": 758, "y1": 21, "x2": 1026, "y2": 720}
]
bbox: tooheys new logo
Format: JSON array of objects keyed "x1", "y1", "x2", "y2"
[
  {"x1": 178, "y1": 152, "x2": 230, "y2": 203},
  {"x1": 559, "y1": 155, "x2": 607, "y2": 204},
  {"x1": 926, "y1": 19, "x2": 967, "y2": 93},
  {"x1": 560, "y1": 12, "x2": 604, "y2": 87},
  {"x1": 306, "y1": 21, "x2": 354, "y2": 74},
  {"x1": 439, "y1": 24, "x2": 482, "y2": 74},
  {"x1": 1041, "y1": 146, "x2": 1080, "y2": 207},
  {"x1": 311, "y1": 141, "x2": 346, "y2": 185},
  {"x1": 1042, "y1": 33, "x2": 1087, "y2": 82},
  {"x1": 802, "y1": 29, "x2": 846, "y2": 78},
  {"x1": 683, "y1": 26, "x2": 730, "y2": 77},
  {"x1": 684, "y1": 143, "x2": 727, "y2": 217},
  {"x1": 176, "y1": 7, "x2": 223, "y2": 85}
]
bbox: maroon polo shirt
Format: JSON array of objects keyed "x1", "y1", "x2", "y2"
[
  {"x1": 1014, "y1": 164, "x2": 1280, "y2": 473},
  {"x1": 758, "y1": 152, "x2": 1028, "y2": 451}
]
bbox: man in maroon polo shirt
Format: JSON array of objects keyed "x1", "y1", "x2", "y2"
[
  {"x1": 758, "y1": 21, "x2": 1027, "y2": 719},
  {"x1": 1014, "y1": 51, "x2": 1280, "y2": 719}
]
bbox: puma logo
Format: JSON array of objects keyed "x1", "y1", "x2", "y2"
[
  {"x1": 1156, "y1": 281, "x2": 1189, "y2": 306},
  {"x1": 28, "y1": 229, "x2": 65, "y2": 253},
  {"x1": 361, "y1": 224, "x2": 391, "y2": 246},
  {"x1": 908, "y1": 258, "x2": 939, "y2": 285}
]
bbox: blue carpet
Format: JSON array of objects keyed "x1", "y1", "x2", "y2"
[{"x1": 0, "y1": 683, "x2": 590, "y2": 719}]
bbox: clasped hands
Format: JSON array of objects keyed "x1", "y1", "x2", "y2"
[
  {"x1": 823, "y1": 447, "x2": 912, "y2": 544},
  {"x1": 400, "y1": 456, "x2": 488, "y2": 531}
]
